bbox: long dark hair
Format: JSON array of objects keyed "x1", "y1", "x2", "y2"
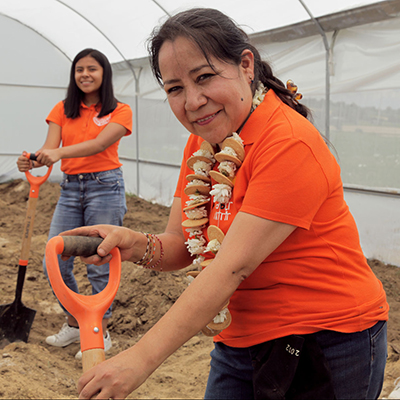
[
  {"x1": 64, "y1": 48, "x2": 117, "y2": 119},
  {"x1": 148, "y1": 8, "x2": 310, "y2": 119}
]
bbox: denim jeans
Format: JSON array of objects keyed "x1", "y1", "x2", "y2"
[
  {"x1": 204, "y1": 320, "x2": 387, "y2": 400},
  {"x1": 43, "y1": 168, "x2": 127, "y2": 319}
]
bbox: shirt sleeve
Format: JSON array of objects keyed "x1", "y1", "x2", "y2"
[
  {"x1": 46, "y1": 101, "x2": 65, "y2": 127},
  {"x1": 241, "y1": 138, "x2": 330, "y2": 230},
  {"x1": 110, "y1": 103, "x2": 133, "y2": 136}
]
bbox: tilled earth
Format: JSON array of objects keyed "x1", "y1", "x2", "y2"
[{"x1": 0, "y1": 179, "x2": 399, "y2": 399}]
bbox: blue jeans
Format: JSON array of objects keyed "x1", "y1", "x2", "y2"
[
  {"x1": 43, "y1": 168, "x2": 127, "y2": 319},
  {"x1": 204, "y1": 321, "x2": 387, "y2": 400}
]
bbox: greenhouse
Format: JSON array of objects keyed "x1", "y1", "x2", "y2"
[{"x1": 0, "y1": 0, "x2": 399, "y2": 265}]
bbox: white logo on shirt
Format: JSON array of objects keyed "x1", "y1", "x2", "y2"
[
  {"x1": 213, "y1": 202, "x2": 233, "y2": 221},
  {"x1": 93, "y1": 114, "x2": 111, "y2": 126}
]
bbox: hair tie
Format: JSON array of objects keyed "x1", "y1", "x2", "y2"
[{"x1": 286, "y1": 79, "x2": 303, "y2": 101}]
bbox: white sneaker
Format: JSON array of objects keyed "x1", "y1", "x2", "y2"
[
  {"x1": 387, "y1": 377, "x2": 400, "y2": 399},
  {"x1": 75, "y1": 330, "x2": 112, "y2": 360},
  {"x1": 45, "y1": 322, "x2": 80, "y2": 347}
]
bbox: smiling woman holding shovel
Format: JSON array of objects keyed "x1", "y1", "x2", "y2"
[
  {"x1": 16, "y1": 48, "x2": 132, "y2": 360},
  {"x1": 62, "y1": 8, "x2": 388, "y2": 400}
]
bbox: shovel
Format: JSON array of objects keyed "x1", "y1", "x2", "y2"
[
  {"x1": 0, "y1": 153, "x2": 52, "y2": 346},
  {"x1": 45, "y1": 235, "x2": 121, "y2": 372}
]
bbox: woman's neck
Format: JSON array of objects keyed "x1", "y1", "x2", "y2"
[{"x1": 83, "y1": 93, "x2": 100, "y2": 107}]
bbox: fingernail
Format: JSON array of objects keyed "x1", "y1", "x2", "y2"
[{"x1": 98, "y1": 248, "x2": 106, "y2": 257}]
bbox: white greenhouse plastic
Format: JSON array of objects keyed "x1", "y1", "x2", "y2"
[{"x1": 0, "y1": 0, "x2": 399, "y2": 265}]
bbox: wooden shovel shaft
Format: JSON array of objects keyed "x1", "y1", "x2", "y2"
[
  {"x1": 20, "y1": 197, "x2": 38, "y2": 263},
  {"x1": 82, "y1": 348, "x2": 106, "y2": 373}
]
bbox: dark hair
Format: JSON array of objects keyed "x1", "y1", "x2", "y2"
[
  {"x1": 148, "y1": 8, "x2": 310, "y2": 119},
  {"x1": 64, "y1": 48, "x2": 117, "y2": 119}
]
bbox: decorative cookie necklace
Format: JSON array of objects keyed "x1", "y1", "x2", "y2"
[
  {"x1": 181, "y1": 81, "x2": 267, "y2": 336},
  {"x1": 182, "y1": 82, "x2": 267, "y2": 262}
]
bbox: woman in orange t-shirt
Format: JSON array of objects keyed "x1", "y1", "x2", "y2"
[
  {"x1": 17, "y1": 48, "x2": 132, "y2": 360},
  {"x1": 63, "y1": 10, "x2": 388, "y2": 400}
]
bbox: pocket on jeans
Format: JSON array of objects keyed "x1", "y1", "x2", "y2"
[
  {"x1": 60, "y1": 178, "x2": 68, "y2": 189},
  {"x1": 370, "y1": 320, "x2": 386, "y2": 341},
  {"x1": 370, "y1": 320, "x2": 388, "y2": 361},
  {"x1": 252, "y1": 336, "x2": 304, "y2": 400},
  {"x1": 95, "y1": 173, "x2": 121, "y2": 186}
]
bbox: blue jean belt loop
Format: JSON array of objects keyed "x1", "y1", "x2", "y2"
[
  {"x1": 64, "y1": 168, "x2": 122, "y2": 182},
  {"x1": 65, "y1": 173, "x2": 94, "y2": 181}
]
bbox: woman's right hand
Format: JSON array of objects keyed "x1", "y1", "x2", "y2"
[
  {"x1": 36, "y1": 148, "x2": 61, "y2": 167},
  {"x1": 16, "y1": 152, "x2": 32, "y2": 172}
]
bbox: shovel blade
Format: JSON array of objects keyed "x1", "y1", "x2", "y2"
[{"x1": 0, "y1": 301, "x2": 36, "y2": 346}]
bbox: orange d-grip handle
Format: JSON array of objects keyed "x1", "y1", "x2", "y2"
[
  {"x1": 45, "y1": 236, "x2": 121, "y2": 353},
  {"x1": 24, "y1": 152, "x2": 52, "y2": 199}
]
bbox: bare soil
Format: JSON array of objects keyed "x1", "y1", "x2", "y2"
[{"x1": 0, "y1": 179, "x2": 399, "y2": 399}]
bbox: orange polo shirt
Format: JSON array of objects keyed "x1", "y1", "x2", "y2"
[
  {"x1": 175, "y1": 90, "x2": 388, "y2": 348},
  {"x1": 46, "y1": 101, "x2": 132, "y2": 175}
]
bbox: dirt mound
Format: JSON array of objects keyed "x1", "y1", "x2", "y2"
[{"x1": 0, "y1": 179, "x2": 399, "y2": 399}]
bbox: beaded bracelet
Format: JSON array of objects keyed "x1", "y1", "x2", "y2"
[
  {"x1": 137, "y1": 233, "x2": 165, "y2": 271},
  {"x1": 144, "y1": 234, "x2": 157, "y2": 267},
  {"x1": 136, "y1": 232, "x2": 151, "y2": 265},
  {"x1": 152, "y1": 235, "x2": 164, "y2": 271},
  {"x1": 141, "y1": 234, "x2": 155, "y2": 266},
  {"x1": 136, "y1": 232, "x2": 156, "y2": 266}
]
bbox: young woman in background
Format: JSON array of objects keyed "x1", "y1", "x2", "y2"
[{"x1": 17, "y1": 48, "x2": 132, "y2": 360}]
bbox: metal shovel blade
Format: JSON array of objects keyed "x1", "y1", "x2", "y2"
[
  {"x1": 0, "y1": 159, "x2": 52, "y2": 348},
  {"x1": 0, "y1": 264, "x2": 36, "y2": 348},
  {"x1": 0, "y1": 300, "x2": 36, "y2": 347}
]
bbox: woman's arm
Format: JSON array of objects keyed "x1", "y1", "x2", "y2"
[
  {"x1": 61, "y1": 198, "x2": 194, "y2": 271},
  {"x1": 36, "y1": 122, "x2": 127, "y2": 167},
  {"x1": 73, "y1": 211, "x2": 296, "y2": 399}
]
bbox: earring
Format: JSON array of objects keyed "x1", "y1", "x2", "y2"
[{"x1": 250, "y1": 77, "x2": 254, "y2": 84}]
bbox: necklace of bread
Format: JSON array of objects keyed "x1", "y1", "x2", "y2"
[
  {"x1": 209, "y1": 132, "x2": 244, "y2": 204},
  {"x1": 182, "y1": 133, "x2": 245, "y2": 264},
  {"x1": 182, "y1": 82, "x2": 266, "y2": 336},
  {"x1": 186, "y1": 225, "x2": 232, "y2": 337},
  {"x1": 182, "y1": 135, "x2": 245, "y2": 336},
  {"x1": 182, "y1": 140, "x2": 216, "y2": 268}
]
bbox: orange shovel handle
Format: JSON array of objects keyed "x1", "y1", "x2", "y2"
[
  {"x1": 19, "y1": 153, "x2": 52, "y2": 266},
  {"x1": 45, "y1": 236, "x2": 121, "y2": 355},
  {"x1": 24, "y1": 152, "x2": 52, "y2": 199}
]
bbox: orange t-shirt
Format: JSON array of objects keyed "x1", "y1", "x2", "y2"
[
  {"x1": 46, "y1": 101, "x2": 132, "y2": 174},
  {"x1": 175, "y1": 90, "x2": 388, "y2": 348}
]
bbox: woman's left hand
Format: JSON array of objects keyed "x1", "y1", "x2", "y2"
[{"x1": 77, "y1": 345, "x2": 151, "y2": 399}]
